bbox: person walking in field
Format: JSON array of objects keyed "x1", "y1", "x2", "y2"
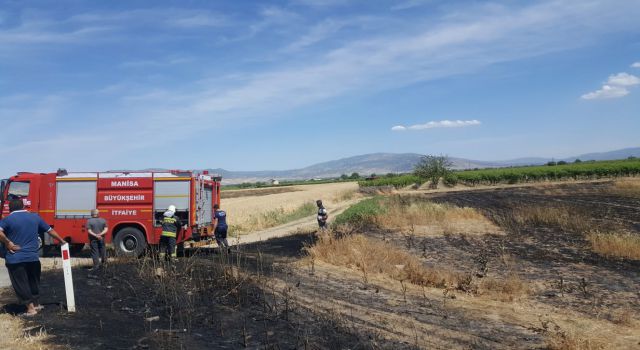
[
  {"x1": 159, "y1": 205, "x2": 183, "y2": 262},
  {"x1": 213, "y1": 204, "x2": 230, "y2": 254},
  {"x1": 316, "y1": 200, "x2": 328, "y2": 231},
  {"x1": 86, "y1": 209, "x2": 108, "y2": 270},
  {"x1": 0, "y1": 199, "x2": 66, "y2": 316}
]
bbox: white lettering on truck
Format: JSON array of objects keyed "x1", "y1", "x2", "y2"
[
  {"x1": 111, "y1": 209, "x2": 137, "y2": 216},
  {"x1": 110, "y1": 180, "x2": 139, "y2": 187},
  {"x1": 103, "y1": 194, "x2": 145, "y2": 201}
]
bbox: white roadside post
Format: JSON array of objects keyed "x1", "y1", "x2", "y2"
[{"x1": 60, "y1": 243, "x2": 76, "y2": 312}]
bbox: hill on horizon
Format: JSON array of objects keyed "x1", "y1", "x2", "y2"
[{"x1": 202, "y1": 147, "x2": 640, "y2": 183}]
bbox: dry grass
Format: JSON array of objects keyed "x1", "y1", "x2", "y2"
[
  {"x1": 383, "y1": 196, "x2": 484, "y2": 226},
  {"x1": 609, "y1": 178, "x2": 640, "y2": 197},
  {"x1": 503, "y1": 204, "x2": 591, "y2": 234},
  {"x1": 610, "y1": 309, "x2": 636, "y2": 327},
  {"x1": 306, "y1": 233, "x2": 531, "y2": 302},
  {"x1": 336, "y1": 195, "x2": 500, "y2": 236},
  {"x1": 223, "y1": 182, "x2": 358, "y2": 234},
  {"x1": 382, "y1": 196, "x2": 498, "y2": 235},
  {"x1": 587, "y1": 231, "x2": 640, "y2": 260},
  {"x1": 306, "y1": 234, "x2": 459, "y2": 288},
  {"x1": 330, "y1": 188, "x2": 358, "y2": 202},
  {"x1": 500, "y1": 204, "x2": 640, "y2": 260},
  {"x1": 0, "y1": 314, "x2": 57, "y2": 350},
  {"x1": 479, "y1": 274, "x2": 530, "y2": 301},
  {"x1": 221, "y1": 186, "x2": 300, "y2": 199},
  {"x1": 546, "y1": 328, "x2": 607, "y2": 350}
]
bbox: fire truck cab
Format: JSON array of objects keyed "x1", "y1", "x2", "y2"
[{"x1": 0, "y1": 169, "x2": 221, "y2": 257}]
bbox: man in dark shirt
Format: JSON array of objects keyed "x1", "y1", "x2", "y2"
[
  {"x1": 0, "y1": 199, "x2": 65, "y2": 316},
  {"x1": 213, "y1": 204, "x2": 230, "y2": 253},
  {"x1": 86, "y1": 209, "x2": 108, "y2": 270},
  {"x1": 159, "y1": 205, "x2": 182, "y2": 262}
]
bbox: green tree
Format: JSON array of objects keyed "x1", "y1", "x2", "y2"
[
  {"x1": 350, "y1": 172, "x2": 360, "y2": 179},
  {"x1": 340, "y1": 174, "x2": 349, "y2": 180},
  {"x1": 414, "y1": 155, "x2": 453, "y2": 189}
]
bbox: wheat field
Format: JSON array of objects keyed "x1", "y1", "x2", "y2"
[{"x1": 221, "y1": 182, "x2": 359, "y2": 233}]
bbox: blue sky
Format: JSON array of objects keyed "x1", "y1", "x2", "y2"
[{"x1": 1, "y1": 0, "x2": 639, "y2": 175}]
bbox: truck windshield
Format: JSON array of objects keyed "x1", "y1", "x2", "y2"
[{"x1": 7, "y1": 181, "x2": 30, "y2": 200}]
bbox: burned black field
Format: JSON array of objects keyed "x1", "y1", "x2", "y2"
[{"x1": 2, "y1": 181, "x2": 639, "y2": 349}]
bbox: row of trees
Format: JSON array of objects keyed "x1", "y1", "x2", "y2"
[{"x1": 360, "y1": 155, "x2": 640, "y2": 189}]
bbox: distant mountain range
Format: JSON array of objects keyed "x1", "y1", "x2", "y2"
[{"x1": 203, "y1": 147, "x2": 640, "y2": 184}]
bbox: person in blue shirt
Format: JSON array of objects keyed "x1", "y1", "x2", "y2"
[
  {"x1": 213, "y1": 204, "x2": 230, "y2": 253},
  {"x1": 0, "y1": 199, "x2": 65, "y2": 316}
]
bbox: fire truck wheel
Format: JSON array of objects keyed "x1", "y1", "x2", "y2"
[
  {"x1": 113, "y1": 227, "x2": 147, "y2": 257},
  {"x1": 37, "y1": 235, "x2": 57, "y2": 257},
  {"x1": 69, "y1": 244, "x2": 85, "y2": 255},
  {"x1": 37, "y1": 235, "x2": 44, "y2": 257}
]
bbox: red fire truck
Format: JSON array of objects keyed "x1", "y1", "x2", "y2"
[{"x1": 0, "y1": 169, "x2": 221, "y2": 257}]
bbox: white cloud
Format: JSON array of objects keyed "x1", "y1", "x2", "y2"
[
  {"x1": 0, "y1": 8, "x2": 232, "y2": 56},
  {"x1": 285, "y1": 19, "x2": 347, "y2": 52},
  {"x1": 165, "y1": 13, "x2": 228, "y2": 28},
  {"x1": 292, "y1": 0, "x2": 346, "y2": 8},
  {"x1": 119, "y1": 55, "x2": 194, "y2": 68},
  {"x1": 631, "y1": 62, "x2": 640, "y2": 68},
  {"x1": 69, "y1": 9, "x2": 230, "y2": 28},
  {"x1": 606, "y1": 72, "x2": 640, "y2": 86},
  {"x1": 392, "y1": 120, "x2": 481, "y2": 131},
  {"x1": 581, "y1": 85, "x2": 629, "y2": 100},
  {"x1": 581, "y1": 72, "x2": 639, "y2": 100},
  {"x1": 391, "y1": 0, "x2": 433, "y2": 11},
  {"x1": 0, "y1": 94, "x2": 66, "y2": 129},
  {"x1": 283, "y1": 16, "x2": 379, "y2": 52}
]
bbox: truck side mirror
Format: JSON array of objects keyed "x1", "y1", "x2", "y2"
[{"x1": 0, "y1": 179, "x2": 6, "y2": 201}]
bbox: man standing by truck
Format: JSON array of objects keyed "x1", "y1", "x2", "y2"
[
  {"x1": 0, "y1": 199, "x2": 66, "y2": 316},
  {"x1": 159, "y1": 205, "x2": 182, "y2": 262},
  {"x1": 86, "y1": 209, "x2": 108, "y2": 270},
  {"x1": 213, "y1": 204, "x2": 230, "y2": 254}
]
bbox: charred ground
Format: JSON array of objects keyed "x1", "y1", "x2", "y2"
[{"x1": 1, "y1": 180, "x2": 639, "y2": 349}]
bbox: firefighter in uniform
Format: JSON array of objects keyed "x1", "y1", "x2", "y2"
[{"x1": 159, "y1": 205, "x2": 182, "y2": 261}]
